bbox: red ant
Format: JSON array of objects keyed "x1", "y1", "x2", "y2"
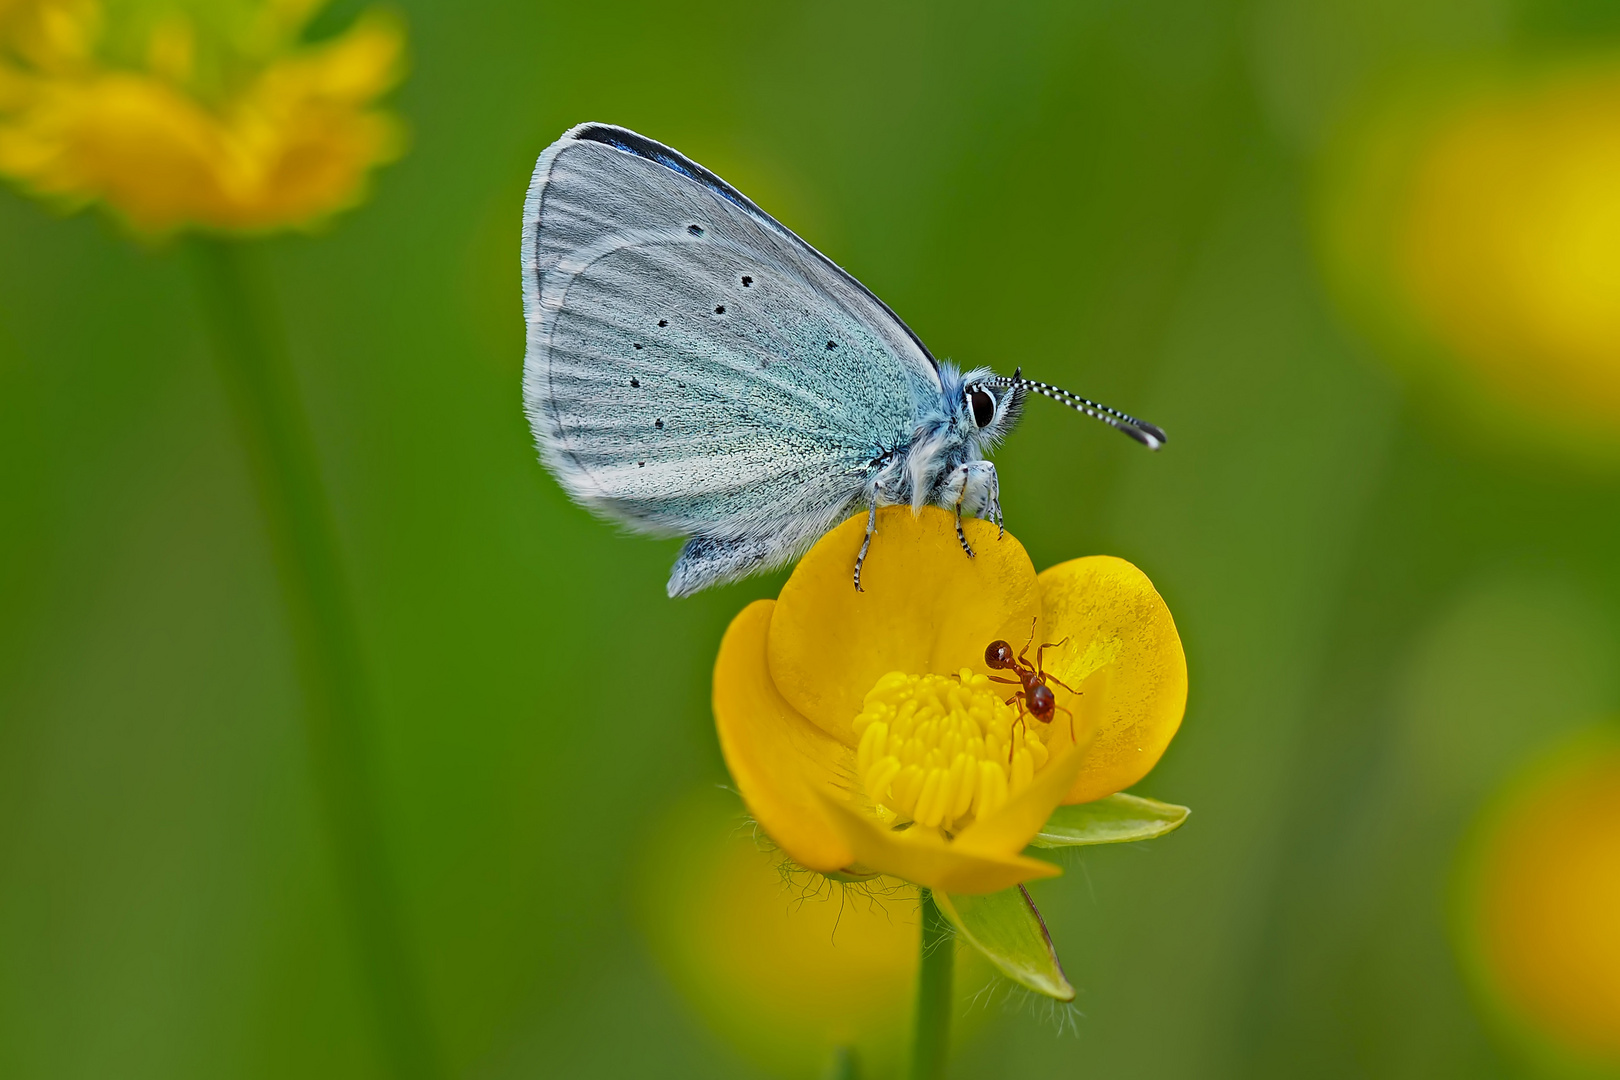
[{"x1": 985, "y1": 620, "x2": 1078, "y2": 753}]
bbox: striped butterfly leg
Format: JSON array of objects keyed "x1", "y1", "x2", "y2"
[
  {"x1": 853, "y1": 460, "x2": 906, "y2": 592},
  {"x1": 949, "y1": 459, "x2": 1004, "y2": 556},
  {"x1": 944, "y1": 463, "x2": 976, "y2": 559},
  {"x1": 974, "y1": 459, "x2": 1005, "y2": 539},
  {"x1": 954, "y1": 503, "x2": 975, "y2": 558},
  {"x1": 853, "y1": 500, "x2": 878, "y2": 593}
]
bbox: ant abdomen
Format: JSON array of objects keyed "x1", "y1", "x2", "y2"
[{"x1": 985, "y1": 640, "x2": 1015, "y2": 669}]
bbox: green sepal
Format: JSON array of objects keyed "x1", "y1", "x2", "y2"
[
  {"x1": 1029, "y1": 792, "x2": 1190, "y2": 848},
  {"x1": 934, "y1": 885, "x2": 1074, "y2": 1001}
]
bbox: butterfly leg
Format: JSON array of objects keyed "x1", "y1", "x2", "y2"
[
  {"x1": 853, "y1": 500, "x2": 878, "y2": 592},
  {"x1": 955, "y1": 507, "x2": 975, "y2": 558},
  {"x1": 980, "y1": 461, "x2": 1005, "y2": 538},
  {"x1": 957, "y1": 460, "x2": 1003, "y2": 540},
  {"x1": 949, "y1": 465, "x2": 977, "y2": 557}
]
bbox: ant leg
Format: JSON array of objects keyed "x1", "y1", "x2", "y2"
[
  {"x1": 1044, "y1": 673, "x2": 1080, "y2": 695},
  {"x1": 987, "y1": 675, "x2": 1022, "y2": 687},
  {"x1": 1054, "y1": 704, "x2": 1075, "y2": 743},
  {"x1": 853, "y1": 500, "x2": 878, "y2": 592},
  {"x1": 1032, "y1": 637, "x2": 1080, "y2": 694},
  {"x1": 1019, "y1": 618, "x2": 1038, "y2": 665},
  {"x1": 1007, "y1": 691, "x2": 1029, "y2": 763},
  {"x1": 1035, "y1": 636, "x2": 1071, "y2": 673}
]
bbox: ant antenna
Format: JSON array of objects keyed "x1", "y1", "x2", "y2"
[{"x1": 990, "y1": 366, "x2": 1167, "y2": 450}]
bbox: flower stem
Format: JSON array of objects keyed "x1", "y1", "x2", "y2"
[
  {"x1": 909, "y1": 889, "x2": 954, "y2": 1080},
  {"x1": 186, "y1": 238, "x2": 442, "y2": 1080},
  {"x1": 825, "y1": 1045, "x2": 861, "y2": 1080}
]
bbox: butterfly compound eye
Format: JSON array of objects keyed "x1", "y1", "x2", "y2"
[{"x1": 969, "y1": 388, "x2": 996, "y2": 428}]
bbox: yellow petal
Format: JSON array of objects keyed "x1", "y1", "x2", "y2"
[
  {"x1": 816, "y1": 795, "x2": 1062, "y2": 895},
  {"x1": 0, "y1": 73, "x2": 231, "y2": 233},
  {"x1": 768, "y1": 506, "x2": 1042, "y2": 745},
  {"x1": 953, "y1": 691, "x2": 1092, "y2": 857},
  {"x1": 1037, "y1": 556, "x2": 1187, "y2": 804},
  {"x1": 712, "y1": 599, "x2": 856, "y2": 874}
]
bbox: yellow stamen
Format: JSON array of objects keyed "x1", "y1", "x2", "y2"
[{"x1": 851, "y1": 668, "x2": 1054, "y2": 833}]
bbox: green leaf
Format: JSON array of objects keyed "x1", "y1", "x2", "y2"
[
  {"x1": 935, "y1": 885, "x2": 1074, "y2": 1001},
  {"x1": 1029, "y1": 793, "x2": 1190, "y2": 848}
]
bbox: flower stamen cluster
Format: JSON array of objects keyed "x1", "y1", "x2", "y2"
[{"x1": 854, "y1": 670, "x2": 1050, "y2": 831}]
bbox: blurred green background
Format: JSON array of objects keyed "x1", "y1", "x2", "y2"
[{"x1": 3, "y1": 0, "x2": 1619, "y2": 1077}]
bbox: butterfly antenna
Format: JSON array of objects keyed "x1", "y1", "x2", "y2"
[{"x1": 991, "y1": 372, "x2": 1167, "y2": 450}]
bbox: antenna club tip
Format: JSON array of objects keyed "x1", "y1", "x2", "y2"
[
  {"x1": 997, "y1": 371, "x2": 1167, "y2": 451},
  {"x1": 1123, "y1": 427, "x2": 1165, "y2": 451}
]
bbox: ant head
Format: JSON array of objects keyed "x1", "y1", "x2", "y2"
[
  {"x1": 985, "y1": 640, "x2": 1014, "y2": 669},
  {"x1": 1028, "y1": 683, "x2": 1056, "y2": 721}
]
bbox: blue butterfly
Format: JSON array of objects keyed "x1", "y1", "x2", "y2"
[{"x1": 521, "y1": 123, "x2": 1166, "y2": 597}]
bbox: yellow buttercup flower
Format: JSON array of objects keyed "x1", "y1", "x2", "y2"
[
  {"x1": 713, "y1": 506, "x2": 1187, "y2": 895},
  {"x1": 0, "y1": 0, "x2": 405, "y2": 233},
  {"x1": 1398, "y1": 68, "x2": 1620, "y2": 435},
  {"x1": 1458, "y1": 728, "x2": 1620, "y2": 1064},
  {"x1": 1320, "y1": 62, "x2": 1620, "y2": 458}
]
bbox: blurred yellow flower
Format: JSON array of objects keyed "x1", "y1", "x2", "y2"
[
  {"x1": 1401, "y1": 71, "x2": 1620, "y2": 429},
  {"x1": 713, "y1": 506, "x2": 1187, "y2": 895},
  {"x1": 1458, "y1": 728, "x2": 1620, "y2": 1065},
  {"x1": 639, "y1": 786, "x2": 990, "y2": 1080},
  {"x1": 0, "y1": 0, "x2": 405, "y2": 233},
  {"x1": 1321, "y1": 63, "x2": 1620, "y2": 459}
]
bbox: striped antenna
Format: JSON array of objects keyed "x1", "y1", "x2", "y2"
[{"x1": 989, "y1": 368, "x2": 1167, "y2": 450}]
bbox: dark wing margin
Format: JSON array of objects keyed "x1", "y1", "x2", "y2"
[{"x1": 558, "y1": 123, "x2": 939, "y2": 374}]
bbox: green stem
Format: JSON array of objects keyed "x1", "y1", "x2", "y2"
[
  {"x1": 186, "y1": 238, "x2": 442, "y2": 1080},
  {"x1": 825, "y1": 1045, "x2": 861, "y2": 1080},
  {"x1": 909, "y1": 889, "x2": 954, "y2": 1080}
]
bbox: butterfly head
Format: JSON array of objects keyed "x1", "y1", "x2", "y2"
[{"x1": 950, "y1": 366, "x2": 1027, "y2": 450}]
